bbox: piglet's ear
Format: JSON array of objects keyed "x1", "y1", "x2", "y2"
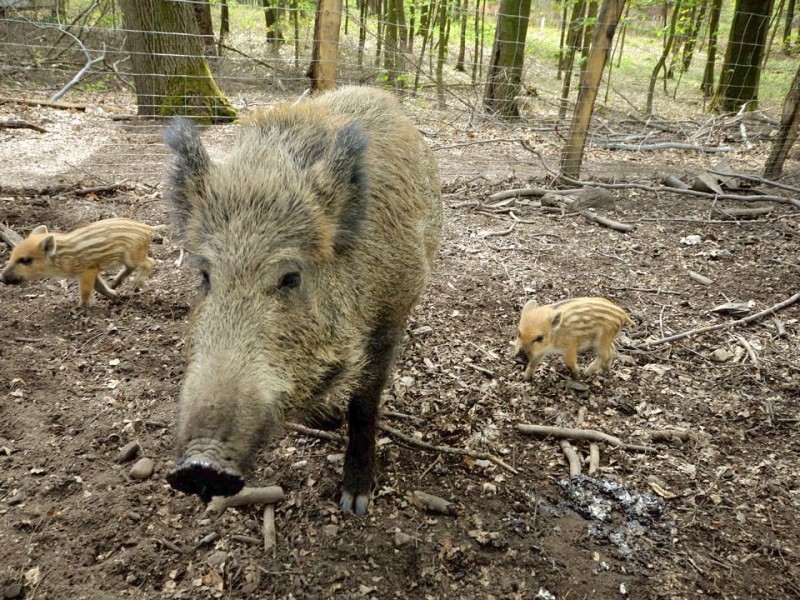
[
  {"x1": 31, "y1": 225, "x2": 48, "y2": 235},
  {"x1": 39, "y1": 234, "x2": 57, "y2": 257},
  {"x1": 551, "y1": 312, "x2": 563, "y2": 328}
]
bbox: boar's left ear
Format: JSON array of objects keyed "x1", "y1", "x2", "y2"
[
  {"x1": 163, "y1": 117, "x2": 212, "y2": 234},
  {"x1": 317, "y1": 121, "x2": 369, "y2": 252},
  {"x1": 39, "y1": 234, "x2": 57, "y2": 257},
  {"x1": 31, "y1": 225, "x2": 48, "y2": 235},
  {"x1": 551, "y1": 312, "x2": 563, "y2": 328}
]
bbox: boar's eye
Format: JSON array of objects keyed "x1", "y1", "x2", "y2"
[
  {"x1": 18, "y1": 257, "x2": 33, "y2": 265},
  {"x1": 277, "y1": 271, "x2": 301, "y2": 292},
  {"x1": 200, "y1": 269, "x2": 210, "y2": 291},
  {"x1": 534, "y1": 335, "x2": 544, "y2": 343}
]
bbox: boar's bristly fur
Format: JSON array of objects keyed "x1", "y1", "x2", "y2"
[{"x1": 164, "y1": 87, "x2": 442, "y2": 514}]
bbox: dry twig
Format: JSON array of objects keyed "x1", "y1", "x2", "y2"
[
  {"x1": 581, "y1": 210, "x2": 634, "y2": 232},
  {"x1": 517, "y1": 424, "x2": 658, "y2": 453},
  {"x1": 588, "y1": 443, "x2": 600, "y2": 475},
  {"x1": 0, "y1": 224, "x2": 23, "y2": 249},
  {"x1": 379, "y1": 423, "x2": 518, "y2": 474},
  {"x1": 560, "y1": 439, "x2": 582, "y2": 477},
  {"x1": 0, "y1": 119, "x2": 47, "y2": 133},
  {"x1": 263, "y1": 504, "x2": 276, "y2": 555},
  {"x1": 206, "y1": 486, "x2": 285, "y2": 513},
  {"x1": 638, "y1": 291, "x2": 800, "y2": 348}
]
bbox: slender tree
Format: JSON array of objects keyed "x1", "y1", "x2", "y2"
[
  {"x1": 561, "y1": 0, "x2": 627, "y2": 178},
  {"x1": 118, "y1": 0, "x2": 235, "y2": 122},
  {"x1": 435, "y1": 0, "x2": 450, "y2": 109},
  {"x1": 262, "y1": 0, "x2": 285, "y2": 50},
  {"x1": 559, "y1": 0, "x2": 589, "y2": 119},
  {"x1": 701, "y1": 0, "x2": 722, "y2": 95},
  {"x1": 456, "y1": 0, "x2": 469, "y2": 71},
  {"x1": 765, "y1": 61, "x2": 800, "y2": 178},
  {"x1": 645, "y1": 0, "x2": 683, "y2": 115},
  {"x1": 484, "y1": 0, "x2": 532, "y2": 117},
  {"x1": 712, "y1": 0, "x2": 775, "y2": 112},
  {"x1": 680, "y1": 0, "x2": 708, "y2": 73},
  {"x1": 785, "y1": 0, "x2": 797, "y2": 48},
  {"x1": 193, "y1": 0, "x2": 216, "y2": 57},
  {"x1": 218, "y1": 0, "x2": 230, "y2": 56}
]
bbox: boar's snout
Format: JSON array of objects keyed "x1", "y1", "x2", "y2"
[
  {"x1": 0, "y1": 271, "x2": 20, "y2": 285},
  {"x1": 513, "y1": 348, "x2": 528, "y2": 365},
  {"x1": 166, "y1": 457, "x2": 245, "y2": 503}
]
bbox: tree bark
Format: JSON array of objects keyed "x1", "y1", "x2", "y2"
[
  {"x1": 560, "y1": 0, "x2": 627, "y2": 179},
  {"x1": 645, "y1": 0, "x2": 682, "y2": 115},
  {"x1": 559, "y1": 0, "x2": 589, "y2": 119},
  {"x1": 118, "y1": 0, "x2": 235, "y2": 123},
  {"x1": 310, "y1": 0, "x2": 343, "y2": 92},
  {"x1": 193, "y1": 1, "x2": 216, "y2": 56},
  {"x1": 579, "y1": 0, "x2": 599, "y2": 80},
  {"x1": 435, "y1": 0, "x2": 450, "y2": 109},
  {"x1": 764, "y1": 61, "x2": 800, "y2": 178},
  {"x1": 712, "y1": 0, "x2": 775, "y2": 112},
  {"x1": 701, "y1": 0, "x2": 722, "y2": 96},
  {"x1": 456, "y1": 0, "x2": 469, "y2": 71},
  {"x1": 384, "y1": 0, "x2": 407, "y2": 87},
  {"x1": 484, "y1": 0, "x2": 532, "y2": 118},
  {"x1": 680, "y1": 0, "x2": 708, "y2": 73},
  {"x1": 262, "y1": 0, "x2": 285, "y2": 50},
  {"x1": 785, "y1": 0, "x2": 797, "y2": 47}
]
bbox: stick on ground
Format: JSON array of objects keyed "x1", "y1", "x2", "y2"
[
  {"x1": 263, "y1": 504, "x2": 276, "y2": 555},
  {"x1": 0, "y1": 224, "x2": 23, "y2": 249},
  {"x1": 206, "y1": 486, "x2": 285, "y2": 513},
  {"x1": 560, "y1": 439, "x2": 582, "y2": 477},
  {"x1": 517, "y1": 424, "x2": 657, "y2": 453},
  {"x1": 637, "y1": 291, "x2": 800, "y2": 348},
  {"x1": 581, "y1": 210, "x2": 634, "y2": 233}
]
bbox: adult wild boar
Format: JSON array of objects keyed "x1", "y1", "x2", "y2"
[{"x1": 164, "y1": 87, "x2": 442, "y2": 515}]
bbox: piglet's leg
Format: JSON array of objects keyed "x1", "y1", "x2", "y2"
[
  {"x1": 340, "y1": 324, "x2": 402, "y2": 516},
  {"x1": 78, "y1": 269, "x2": 101, "y2": 308},
  {"x1": 94, "y1": 276, "x2": 120, "y2": 301},
  {"x1": 563, "y1": 345, "x2": 580, "y2": 379},
  {"x1": 110, "y1": 266, "x2": 133, "y2": 289}
]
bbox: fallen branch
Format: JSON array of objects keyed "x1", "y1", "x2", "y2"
[
  {"x1": 581, "y1": 210, "x2": 634, "y2": 233},
  {"x1": 560, "y1": 440, "x2": 581, "y2": 477},
  {"x1": 637, "y1": 291, "x2": 800, "y2": 348},
  {"x1": 588, "y1": 443, "x2": 600, "y2": 475},
  {"x1": 263, "y1": 505, "x2": 276, "y2": 555},
  {"x1": 707, "y1": 169, "x2": 800, "y2": 194},
  {"x1": 51, "y1": 39, "x2": 106, "y2": 102},
  {"x1": 285, "y1": 422, "x2": 344, "y2": 443},
  {"x1": 72, "y1": 182, "x2": 133, "y2": 197},
  {"x1": 649, "y1": 429, "x2": 696, "y2": 444},
  {"x1": 1, "y1": 224, "x2": 23, "y2": 249},
  {"x1": 206, "y1": 486, "x2": 285, "y2": 513},
  {"x1": 0, "y1": 96, "x2": 86, "y2": 111},
  {"x1": 478, "y1": 221, "x2": 517, "y2": 237},
  {"x1": 517, "y1": 424, "x2": 658, "y2": 453},
  {"x1": 712, "y1": 206, "x2": 773, "y2": 220},
  {"x1": 687, "y1": 270, "x2": 712, "y2": 286},
  {"x1": 410, "y1": 490, "x2": 456, "y2": 514},
  {"x1": 486, "y1": 187, "x2": 579, "y2": 203},
  {"x1": 379, "y1": 422, "x2": 518, "y2": 474},
  {"x1": 599, "y1": 141, "x2": 733, "y2": 153},
  {"x1": 0, "y1": 120, "x2": 47, "y2": 133}
]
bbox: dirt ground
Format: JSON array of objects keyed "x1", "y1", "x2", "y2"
[{"x1": 1, "y1": 92, "x2": 799, "y2": 600}]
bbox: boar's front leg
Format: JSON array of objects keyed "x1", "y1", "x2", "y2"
[
  {"x1": 340, "y1": 325, "x2": 402, "y2": 515},
  {"x1": 93, "y1": 275, "x2": 120, "y2": 301}
]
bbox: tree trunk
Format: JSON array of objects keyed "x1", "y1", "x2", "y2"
[
  {"x1": 218, "y1": 0, "x2": 230, "y2": 56},
  {"x1": 579, "y1": 0, "x2": 599, "y2": 79},
  {"x1": 560, "y1": 0, "x2": 626, "y2": 179},
  {"x1": 557, "y1": 0, "x2": 569, "y2": 79},
  {"x1": 701, "y1": 0, "x2": 722, "y2": 95},
  {"x1": 357, "y1": 0, "x2": 368, "y2": 67},
  {"x1": 384, "y1": 0, "x2": 407, "y2": 87},
  {"x1": 456, "y1": 0, "x2": 469, "y2": 71},
  {"x1": 680, "y1": 0, "x2": 708, "y2": 73},
  {"x1": 310, "y1": 0, "x2": 343, "y2": 92},
  {"x1": 785, "y1": 0, "x2": 797, "y2": 47},
  {"x1": 764, "y1": 61, "x2": 800, "y2": 178},
  {"x1": 118, "y1": 0, "x2": 235, "y2": 123},
  {"x1": 645, "y1": 0, "x2": 682, "y2": 115},
  {"x1": 375, "y1": 0, "x2": 385, "y2": 67},
  {"x1": 559, "y1": 0, "x2": 589, "y2": 119},
  {"x1": 712, "y1": 0, "x2": 774, "y2": 112},
  {"x1": 193, "y1": 1, "x2": 217, "y2": 57},
  {"x1": 484, "y1": 0, "x2": 532, "y2": 118},
  {"x1": 262, "y1": 0, "x2": 285, "y2": 50},
  {"x1": 435, "y1": 0, "x2": 450, "y2": 109},
  {"x1": 293, "y1": 0, "x2": 301, "y2": 69}
]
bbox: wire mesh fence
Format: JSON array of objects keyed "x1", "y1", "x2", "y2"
[{"x1": 0, "y1": 0, "x2": 796, "y2": 187}]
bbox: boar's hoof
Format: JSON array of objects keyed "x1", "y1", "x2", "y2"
[
  {"x1": 166, "y1": 458, "x2": 244, "y2": 503},
  {"x1": 340, "y1": 490, "x2": 370, "y2": 516}
]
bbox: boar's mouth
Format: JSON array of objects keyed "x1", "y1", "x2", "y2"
[{"x1": 166, "y1": 457, "x2": 245, "y2": 503}]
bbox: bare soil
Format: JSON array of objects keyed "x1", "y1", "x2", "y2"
[{"x1": 1, "y1": 95, "x2": 799, "y2": 600}]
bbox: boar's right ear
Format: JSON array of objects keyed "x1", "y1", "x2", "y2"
[
  {"x1": 31, "y1": 225, "x2": 48, "y2": 235},
  {"x1": 39, "y1": 234, "x2": 57, "y2": 257},
  {"x1": 551, "y1": 312, "x2": 563, "y2": 328},
  {"x1": 163, "y1": 117, "x2": 211, "y2": 233}
]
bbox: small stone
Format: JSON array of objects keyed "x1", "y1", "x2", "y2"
[
  {"x1": 3, "y1": 583, "x2": 23, "y2": 599},
  {"x1": 129, "y1": 457, "x2": 154, "y2": 480},
  {"x1": 7, "y1": 493, "x2": 24, "y2": 506},
  {"x1": 393, "y1": 532, "x2": 412, "y2": 547},
  {"x1": 197, "y1": 532, "x2": 219, "y2": 547},
  {"x1": 206, "y1": 551, "x2": 227, "y2": 567},
  {"x1": 115, "y1": 440, "x2": 141, "y2": 464},
  {"x1": 125, "y1": 511, "x2": 142, "y2": 521},
  {"x1": 710, "y1": 348, "x2": 734, "y2": 363},
  {"x1": 323, "y1": 524, "x2": 339, "y2": 537}
]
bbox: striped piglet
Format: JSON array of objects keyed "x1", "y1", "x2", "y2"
[{"x1": 0, "y1": 217, "x2": 159, "y2": 307}]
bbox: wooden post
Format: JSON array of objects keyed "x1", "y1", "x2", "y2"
[
  {"x1": 560, "y1": 0, "x2": 626, "y2": 180},
  {"x1": 310, "y1": 0, "x2": 343, "y2": 93}
]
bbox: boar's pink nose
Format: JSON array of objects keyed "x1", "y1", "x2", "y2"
[{"x1": 166, "y1": 458, "x2": 244, "y2": 503}]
